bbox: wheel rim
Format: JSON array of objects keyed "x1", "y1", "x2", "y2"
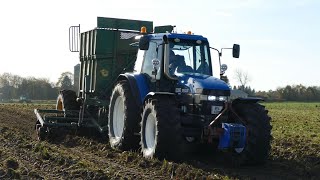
[
  {"x1": 145, "y1": 113, "x2": 156, "y2": 151},
  {"x1": 235, "y1": 147, "x2": 244, "y2": 153},
  {"x1": 112, "y1": 96, "x2": 125, "y2": 139},
  {"x1": 185, "y1": 136, "x2": 195, "y2": 142}
]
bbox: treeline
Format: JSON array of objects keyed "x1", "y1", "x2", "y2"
[
  {"x1": 234, "y1": 84, "x2": 320, "y2": 102},
  {"x1": 1, "y1": 72, "x2": 319, "y2": 102},
  {"x1": 233, "y1": 85, "x2": 256, "y2": 96},
  {"x1": 0, "y1": 72, "x2": 74, "y2": 101}
]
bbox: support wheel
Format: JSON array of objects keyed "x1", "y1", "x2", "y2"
[
  {"x1": 108, "y1": 81, "x2": 140, "y2": 150},
  {"x1": 56, "y1": 90, "x2": 80, "y2": 111},
  {"x1": 35, "y1": 121, "x2": 48, "y2": 141},
  {"x1": 231, "y1": 102, "x2": 272, "y2": 165},
  {"x1": 141, "y1": 96, "x2": 187, "y2": 160}
]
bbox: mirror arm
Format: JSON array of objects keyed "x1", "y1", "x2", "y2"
[
  {"x1": 210, "y1": 47, "x2": 223, "y2": 78},
  {"x1": 220, "y1": 48, "x2": 232, "y2": 56}
]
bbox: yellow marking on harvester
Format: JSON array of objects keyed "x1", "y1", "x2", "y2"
[{"x1": 100, "y1": 69, "x2": 109, "y2": 77}]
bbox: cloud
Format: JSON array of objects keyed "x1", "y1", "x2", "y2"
[{"x1": 214, "y1": 11, "x2": 233, "y2": 17}]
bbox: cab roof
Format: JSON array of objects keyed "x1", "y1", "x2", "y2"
[{"x1": 148, "y1": 33, "x2": 208, "y2": 42}]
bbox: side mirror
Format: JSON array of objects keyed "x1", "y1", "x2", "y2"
[
  {"x1": 139, "y1": 36, "x2": 150, "y2": 50},
  {"x1": 232, "y1": 44, "x2": 240, "y2": 58}
]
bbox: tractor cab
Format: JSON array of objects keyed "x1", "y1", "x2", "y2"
[
  {"x1": 165, "y1": 34, "x2": 212, "y2": 77},
  {"x1": 136, "y1": 32, "x2": 213, "y2": 77},
  {"x1": 136, "y1": 31, "x2": 233, "y2": 100}
]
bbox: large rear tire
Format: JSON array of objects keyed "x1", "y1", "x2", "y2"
[
  {"x1": 141, "y1": 96, "x2": 187, "y2": 160},
  {"x1": 232, "y1": 102, "x2": 272, "y2": 165},
  {"x1": 108, "y1": 81, "x2": 140, "y2": 150}
]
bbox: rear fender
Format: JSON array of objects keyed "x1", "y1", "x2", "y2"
[{"x1": 117, "y1": 74, "x2": 149, "y2": 107}]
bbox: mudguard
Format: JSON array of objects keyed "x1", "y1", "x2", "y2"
[
  {"x1": 232, "y1": 97, "x2": 263, "y2": 105},
  {"x1": 117, "y1": 73, "x2": 150, "y2": 107}
]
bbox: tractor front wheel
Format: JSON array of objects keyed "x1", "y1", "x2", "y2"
[{"x1": 141, "y1": 96, "x2": 187, "y2": 160}]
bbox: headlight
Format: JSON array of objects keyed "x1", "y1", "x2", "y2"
[
  {"x1": 208, "y1": 95, "x2": 217, "y2": 101},
  {"x1": 207, "y1": 95, "x2": 228, "y2": 101},
  {"x1": 218, "y1": 96, "x2": 228, "y2": 101}
]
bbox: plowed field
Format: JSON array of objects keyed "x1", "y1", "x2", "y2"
[{"x1": 0, "y1": 103, "x2": 319, "y2": 179}]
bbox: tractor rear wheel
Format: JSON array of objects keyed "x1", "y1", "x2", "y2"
[
  {"x1": 108, "y1": 81, "x2": 140, "y2": 150},
  {"x1": 141, "y1": 96, "x2": 187, "y2": 160},
  {"x1": 232, "y1": 102, "x2": 272, "y2": 165}
]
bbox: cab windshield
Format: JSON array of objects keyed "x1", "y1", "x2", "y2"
[{"x1": 168, "y1": 39, "x2": 212, "y2": 76}]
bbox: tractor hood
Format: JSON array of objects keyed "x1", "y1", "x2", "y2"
[{"x1": 176, "y1": 73, "x2": 230, "y2": 95}]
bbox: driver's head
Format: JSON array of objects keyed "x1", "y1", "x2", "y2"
[
  {"x1": 169, "y1": 50, "x2": 177, "y2": 65},
  {"x1": 176, "y1": 55, "x2": 186, "y2": 66},
  {"x1": 169, "y1": 42, "x2": 175, "y2": 49}
]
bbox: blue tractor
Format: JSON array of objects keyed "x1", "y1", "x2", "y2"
[
  {"x1": 108, "y1": 23, "x2": 272, "y2": 164},
  {"x1": 35, "y1": 17, "x2": 272, "y2": 165}
]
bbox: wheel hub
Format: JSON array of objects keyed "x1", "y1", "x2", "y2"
[
  {"x1": 112, "y1": 96, "x2": 125, "y2": 139},
  {"x1": 145, "y1": 113, "x2": 156, "y2": 152}
]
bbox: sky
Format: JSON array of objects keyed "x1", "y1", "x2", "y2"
[{"x1": 0, "y1": 0, "x2": 319, "y2": 91}]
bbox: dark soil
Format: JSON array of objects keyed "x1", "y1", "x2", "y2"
[{"x1": 0, "y1": 103, "x2": 318, "y2": 179}]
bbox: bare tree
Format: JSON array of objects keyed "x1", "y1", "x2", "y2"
[{"x1": 234, "y1": 69, "x2": 251, "y2": 88}]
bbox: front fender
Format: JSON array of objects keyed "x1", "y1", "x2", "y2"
[{"x1": 232, "y1": 97, "x2": 263, "y2": 105}]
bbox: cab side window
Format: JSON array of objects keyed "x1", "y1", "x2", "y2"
[{"x1": 142, "y1": 41, "x2": 162, "y2": 78}]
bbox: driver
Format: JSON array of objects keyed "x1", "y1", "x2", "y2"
[
  {"x1": 169, "y1": 50, "x2": 178, "y2": 75},
  {"x1": 176, "y1": 55, "x2": 193, "y2": 73},
  {"x1": 169, "y1": 50, "x2": 193, "y2": 74},
  {"x1": 196, "y1": 61, "x2": 210, "y2": 74}
]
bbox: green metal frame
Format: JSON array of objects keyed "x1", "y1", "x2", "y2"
[
  {"x1": 34, "y1": 108, "x2": 107, "y2": 132},
  {"x1": 35, "y1": 17, "x2": 154, "y2": 135},
  {"x1": 97, "y1": 17, "x2": 153, "y2": 32}
]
